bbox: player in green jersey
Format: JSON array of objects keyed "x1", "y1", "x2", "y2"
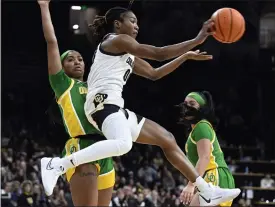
[
  {"x1": 179, "y1": 91, "x2": 235, "y2": 206},
  {"x1": 38, "y1": 1, "x2": 114, "y2": 206}
]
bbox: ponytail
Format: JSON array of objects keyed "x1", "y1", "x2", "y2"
[{"x1": 87, "y1": 7, "x2": 129, "y2": 43}]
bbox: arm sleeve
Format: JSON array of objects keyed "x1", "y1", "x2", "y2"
[
  {"x1": 192, "y1": 122, "x2": 214, "y2": 142},
  {"x1": 49, "y1": 70, "x2": 72, "y2": 99}
]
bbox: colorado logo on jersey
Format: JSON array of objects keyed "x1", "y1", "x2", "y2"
[{"x1": 126, "y1": 57, "x2": 134, "y2": 68}]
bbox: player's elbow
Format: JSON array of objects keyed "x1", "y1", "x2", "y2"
[{"x1": 148, "y1": 70, "x2": 161, "y2": 81}]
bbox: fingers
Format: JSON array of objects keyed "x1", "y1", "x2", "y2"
[
  {"x1": 186, "y1": 192, "x2": 193, "y2": 205},
  {"x1": 198, "y1": 51, "x2": 207, "y2": 55},
  {"x1": 181, "y1": 192, "x2": 193, "y2": 205},
  {"x1": 204, "y1": 19, "x2": 215, "y2": 26},
  {"x1": 198, "y1": 55, "x2": 213, "y2": 60}
]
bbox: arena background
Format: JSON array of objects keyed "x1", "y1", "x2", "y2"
[{"x1": 2, "y1": 0, "x2": 275, "y2": 206}]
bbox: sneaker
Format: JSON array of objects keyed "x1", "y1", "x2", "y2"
[
  {"x1": 198, "y1": 183, "x2": 241, "y2": 206},
  {"x1": 41, "y1": 157, "x2": 64, "y2": 196}
]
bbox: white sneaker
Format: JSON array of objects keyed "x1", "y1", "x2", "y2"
[
  {"x1": 198, "y1": 183, "x2": 241, "y2": 206},
  {"x1": 41, "y1": 157, "x2": 64, "y2": 196}
]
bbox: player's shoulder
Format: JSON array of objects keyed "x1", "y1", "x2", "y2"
[{"x1": 193, "y1": 120, "x2": 213, "y2": 131}]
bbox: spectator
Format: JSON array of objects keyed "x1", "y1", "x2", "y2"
[
  {"x1": 260, "y1": 174, "x2": 275, "y2": 189},
  {"x1": 17, "y1": 180, "x2": 35, "y2": 207},
  {"x1": 151, "y1": 190, "x2": 162, "y2": 207},
  {"x1": 49, "y1": 186, "x2": 68, "y2": 207},
  {"x1": 1, "y1": 182, "x2": 12, "y2": 207},
  {"x1": 162, "y1": 166, "x2": 176, "y2": 190},
  {"x1": 138, "y1": 161, "x2": 158, "y2": 188},
  {"x1": 112, "y1": 188, "x2": 128, "y2": 206}
]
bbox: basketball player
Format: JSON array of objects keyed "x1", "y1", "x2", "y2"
[
  {"x1": 41, "y1": 7, "x2": 240, "y2": 206},
  {"x1": 179, "y1": 91, "x2": 236, "y2": 206},
  {"x1": 38, "y1": 1, "x2": 114, "y2": 206}
]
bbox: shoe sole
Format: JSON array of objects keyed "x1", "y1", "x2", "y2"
[
  {"x1": 211, "y1": 188, "x2": 241, "y2": 206},
  {"x1": 41, "y1": 158, "x2": 52, "y2": 196},
  {"x1": 201, "y1": 188, "x2": 241, "y2": 206}
]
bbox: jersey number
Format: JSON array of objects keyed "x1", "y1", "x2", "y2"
[{"x1": 123, "y1": 69, "x2": 131, "y2": 82}]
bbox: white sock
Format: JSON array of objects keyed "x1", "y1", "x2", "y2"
[
  {"x1": 59, "y1": 110, "x2": 133, "y2": 173},
  {"x1": 60, "y1": 138, "x2": 132, "y2": 172},
  {"x1": 194, "y1": 176, "x2": 209, "y2": 192}
]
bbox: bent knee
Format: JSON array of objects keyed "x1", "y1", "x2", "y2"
[
  {"x1": 118, "y1": 138, "x2": 133, "y2": 156},
  {"x1": 161, "y1": 131, "x2": 177, "y2": 148}
]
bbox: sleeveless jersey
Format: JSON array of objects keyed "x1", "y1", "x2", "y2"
[
  {"x1": 85, "y1": 34, "x2": 135, "y2": 115},
  {"x1": 49, "y1": 70, "x2": 101, "y2": 137},
  {"x1": 185, "y1": 120, "x2": 228, "y2": 171}
]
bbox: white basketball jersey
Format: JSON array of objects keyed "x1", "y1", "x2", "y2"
[{"x1": 85, "y1": 34, "x2": 135, "y2": 115}]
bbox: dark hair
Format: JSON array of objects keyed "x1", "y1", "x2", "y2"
[
  {"x1": 199, "y1": 91, "x2": 219, "y2": 128},
  {"x1": 88, "y1": 7, "x2": 130, "y2": 41}
]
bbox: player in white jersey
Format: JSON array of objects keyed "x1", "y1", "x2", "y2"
[{"x1": 41, "y1": 7, "x2": 240, "y2": 206}]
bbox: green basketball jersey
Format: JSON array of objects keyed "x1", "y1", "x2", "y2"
[
  {"x1": 49, "y1": 70, "x2": 100, "y2": 137},
  {"x1": 185, "y1": 120, "x2": 228, "y2": 170}
]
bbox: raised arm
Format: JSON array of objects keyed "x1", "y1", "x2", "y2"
[
  {"x1": 112, "y1": 20, "x2": 214, "y2": 62},
  {"x1": 38, "y1": 0, "x2": 62, "y2": 75},
  {"x1": 133, "y1": 50, "x2": 212, "y2": 81}
]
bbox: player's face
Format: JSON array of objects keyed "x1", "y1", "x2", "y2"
[
  {"x1": 63, "y1": 51, "x2": 85, "y2": 79},
  {"x1": 119, "y1": 12, "x2": 139, "y2": 39},
  {"x1": 183, "y1": 97, "x2": 200, "y2": 120}
]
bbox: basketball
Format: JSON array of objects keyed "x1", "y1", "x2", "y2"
[{"x1": 211, "y1": 8, "x2": 245, "y2": 43}]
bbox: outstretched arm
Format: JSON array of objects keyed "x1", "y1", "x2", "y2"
[
  {"x1": 133, "y1": 50, "x2": 212, "y2": 81},
  {"x1": 38, "y1": 0, "x2": 62, "y2": 75},
  {"x1": 112, "y1": 20, "x2": 214, "y2": 62}
]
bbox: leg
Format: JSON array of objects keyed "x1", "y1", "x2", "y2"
[
  {"x1": 69, "y1": 110, "x2": 133, "y2": 168},
  {"x1": 70, "y1": 164, "x2": 98, "y2": 206},
  {"x1": 136, "y1": 119, "x2": 198, "y2": 182},
  {"x1": 98, "y1": 187, "x2": 114, "y2": 206},
  {"x1": 97, "y1": 157, "x2": 115, "y2": 206},
  {"x1": 136, "y1": 119, "x2": 240, "y2": 206}
]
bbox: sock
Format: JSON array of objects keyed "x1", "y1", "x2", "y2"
[
  {"x1": 194, "y1": 176, "x2": 209, "y2": 192},
  {"x1": 59, "y1": 138, "x2": 132, "y2": 172}
]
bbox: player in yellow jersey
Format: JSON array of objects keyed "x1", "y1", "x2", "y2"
[
  {"x1": 38, "y1": 1, "x2": 114, "y2": 206},
  {"x1": 179, "y1": 91, "x2": 236, "y2": 206}
]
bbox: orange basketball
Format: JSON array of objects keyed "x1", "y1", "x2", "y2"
[{"x1": 211, "y1": 8, "x2": 245, "y2": 43}]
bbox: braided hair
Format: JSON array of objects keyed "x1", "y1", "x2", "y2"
[{"x1": 89, "y1": 7, "x2": 131, "y2": 42}]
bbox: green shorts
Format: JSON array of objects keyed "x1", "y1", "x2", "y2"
[
  {"x1": 203, "y1": 168, "x2": 235, "y2": 206},
  {"x1": 62, "y1": 137, "x2": 115, "y2": 190}
]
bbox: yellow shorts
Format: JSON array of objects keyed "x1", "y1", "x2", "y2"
[{"x1": 63, "y1": 137, "x2": 115, "y2": 190}]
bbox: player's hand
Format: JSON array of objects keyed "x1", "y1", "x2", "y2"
[
  {"x1": 195, "y1": 19, "x2": 215, "y2": 44},
  {"x1": 180, "y1": 183, "x2": 195, "y2": 205},
  {"x1": 38, "y1": 0, "x2": 50, "y2": 6},
  {"x1": 186, "y1": 50, "x2": 213, "y2": 61}
]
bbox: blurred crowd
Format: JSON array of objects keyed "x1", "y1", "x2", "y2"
[{"x1": 2, "y1": 85, "x2": 273, "y2": 207}]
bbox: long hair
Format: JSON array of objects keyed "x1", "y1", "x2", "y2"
[{"x1": 199, "y1": 91, "x2": 219, "y2": 128}]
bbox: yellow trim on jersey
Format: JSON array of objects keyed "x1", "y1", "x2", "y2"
[
  {"x1": 57, "y1": 79, "x2": 74, "y2": 104},
  {"x1": 207, "y1": 135, "x2": 219, "y2": 170},
  {"x1": 58, "y1": 79, "x2": 86, "y2": 137},
  {"x1": 190, "y1": 120, "x2": 218, "y2": 170}
]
